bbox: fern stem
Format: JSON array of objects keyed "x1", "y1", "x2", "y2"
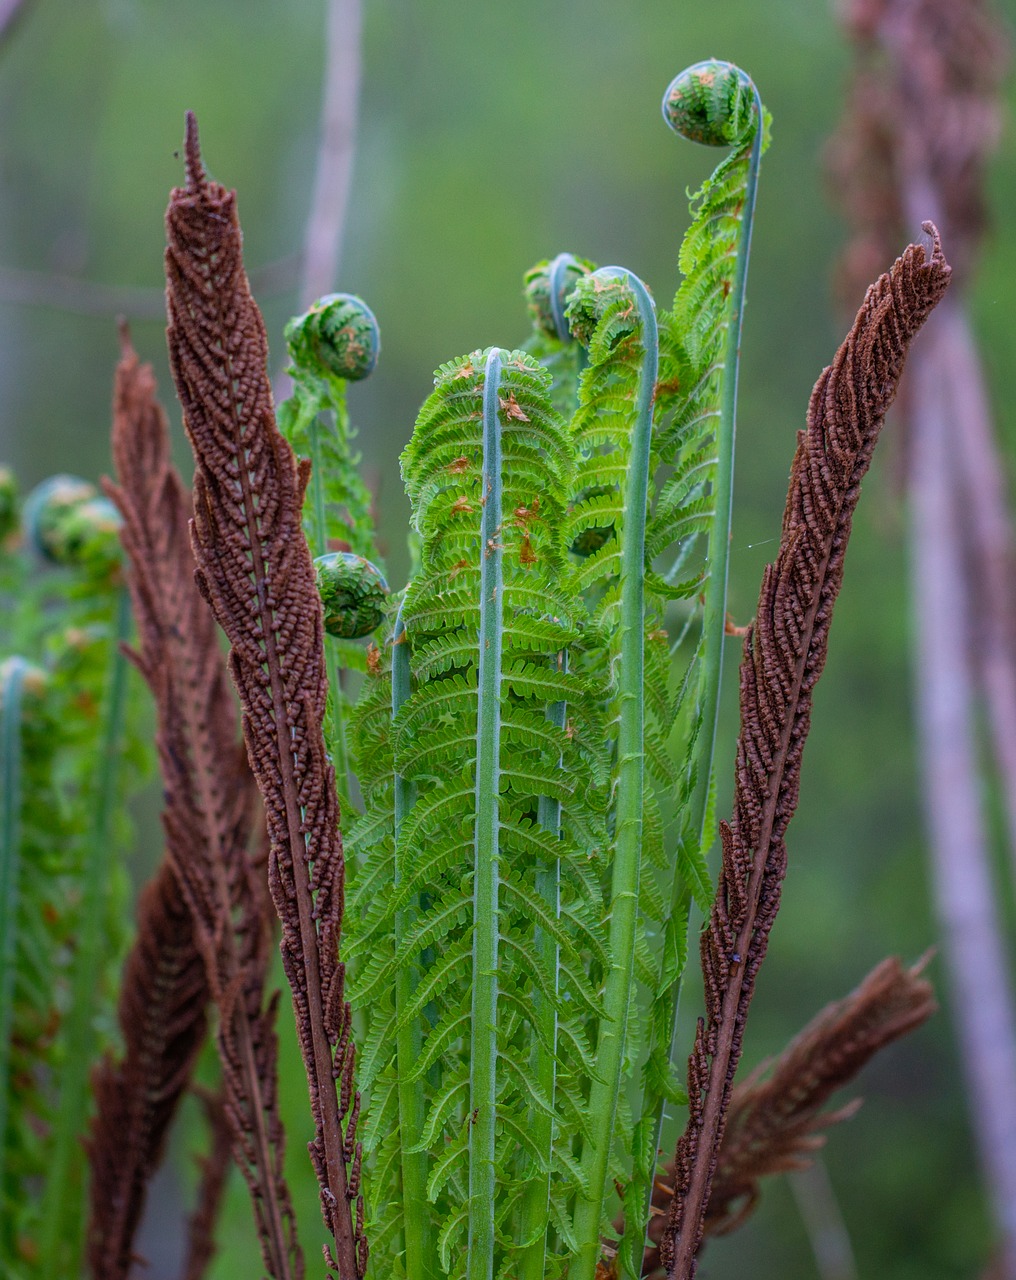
[
  {"x1": 39, "y1": 585, "x2": 132, "y2": 1275},
  {"x1": 306, "y1": 392, "x2": 353, "y2": 799},
  {"x1": 0, "y1": 657, "x2": 27, "y2": 1217},
  {"x1": 392, "y1": 604, "x2": 437, "y2": 1279},
  {"x1": 573, "y1": 271, "x2": 658, "y2": 1279},
  {"x1": 622, "y1": 82, "x2": 765, "y2": 1277},
  {"x1": 519, "y1": 656, "x2": 566, "y2": 1280},
  {"x1": 468, "y1": 347, "x2": 506, "y2": 1280},
  {"x1": 689, "y1": 79, "x2": 762, "y2": 885}
]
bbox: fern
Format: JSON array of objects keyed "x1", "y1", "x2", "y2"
[
  {"x1": 0, "y1": 476, "x2": 149, "y2": 1278},
  {"x1": 336, "y1": 59, "x2": 768, "y2": 1280},
  {"x1": 618, "y1": 62, "x2": 768, "y2": 1280},
  {"x1": 347, "y1": 348, "x2": 611, "y2": 1279}
]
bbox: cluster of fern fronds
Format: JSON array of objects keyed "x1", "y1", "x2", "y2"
[{"x1": 0, "y1": 56, "x2": 953, "y2": 1280}]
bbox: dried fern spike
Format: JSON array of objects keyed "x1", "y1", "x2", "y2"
[
  {"x1": 165, "y1": 112, "x2": 364, "y2": 1279},
  {"x1": 638, "y1": 956, "x2": 936, "y2": 1276},
  {"x1": 315, "y1": 552, "x2": 389, "y2": 639},
  {"x1": 704, "y1": 954, "x2": 936, "y2": 1239},
  {"x1": 87, "y1": 860, "x2": 209, "y2": 1280},
  {"x1": 102, "y1": 327, "x2": 301, "y2": 1280},
  {"x1": 661, "y1": 227, "x2": 951, "y2": 1280}
]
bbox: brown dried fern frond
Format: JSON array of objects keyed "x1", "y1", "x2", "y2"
[
  {"x1": 164, "y1": 113, "x2": 364, "y2": 1278},
  {"x1": 640, "y1": 955, "x2": 935, "y2": 1275},
  {"x1": 100, "y1": 329, "x2": 301, "y2": 1280},
  {"x1": 704, "y1": 954, "x2": 935, "y2": 1236},
  {"x1": 86, "y1": 859, "x2": 208, "y2": 1280},
  {"x1": 661, "y1": 228, "x2": 951, "y2": 1278}
]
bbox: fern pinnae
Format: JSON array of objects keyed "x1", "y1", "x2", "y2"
[
  {"x1": 569, "y1": 267, "x2": 658, "y2": 1280},
  {"x1": 518, "y1": 660, "x2": 565, "y2": 1280}
]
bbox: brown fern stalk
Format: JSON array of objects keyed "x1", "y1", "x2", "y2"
[
  {"x1": 87, "y1": 859, "x2": 208, "y2": 1280},
  {"x1": 102, "y1": 329, "x2": 302, "y2": 1280},
  {"x1": 661, "y1": 229, "x2": 951, "y2": 1278},
  {"x1": 641, "y1": 955, "x2": 935, "y2": 1275},
  {"x1": 164, "y1": 113, "x2": 364, "y2": 1279}
]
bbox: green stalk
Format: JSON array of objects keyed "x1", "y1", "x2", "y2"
[
  {"x1": 306, "y1": 390, "x2": 352, "y2": 799},
  {"x1": 687, "y1": 81, "x2": 762, "y2": 902},
  {"x1": 519, "y1": 657, "x2": 567, "y2": 1280},
  {"x1": 392, "y1": 603, "x2": 437, "y2": 1279},
  {"x1": 467, "y1": 347, "x2": 506, "y2": 1280},
  {"x1": 0, "y1": 658, "x2": 27, "y2": 1217},
  {"x1": 572, "y1": 271, "x2": 658, "y2": 1279},
  {"x1": 39, "y1": 585, "x2": 132, "y2": 1275},
  {"x1": 620, "y1": 85, "x2": 764, "y2": 1278}
]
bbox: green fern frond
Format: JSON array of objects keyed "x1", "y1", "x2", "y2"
[{"x1": 348, "y1": 347, "x2": 613, "y2": 1280}]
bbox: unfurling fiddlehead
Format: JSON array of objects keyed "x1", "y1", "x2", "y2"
[
  {"x1": 523, "y1": 252, "x2": 594, "y2": 418},
  {"x1": 23, "y1": 475, "x2": 122, "y2": 580},
  {"x1": 316, "y1": 552, "x2": 389, "y2": 640},
  {"x1": 287, "y1": 291, "x2": 380, "y2": 383}
]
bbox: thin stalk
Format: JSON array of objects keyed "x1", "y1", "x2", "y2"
[
  {"x1": 622, "y1": 92, "x2": 765, "y2": 1277},
  {"x1": 307, "y1": 386, "x2": 352, "y2": 797},
  {"x1": 519, "y1": 654, "x2": 567, "y2": 1280},
  {"x1": 572, "y1": 271, "x2": 658, "y2": 1280},
  {"x1": 0, "y1": 657, "x2": 27, "y2": 1213},
  {"x1": 40, "y1": 585, "x2": 131, "y2": 1274},
  {"x1": 467, "y1": 347, "x2": 505, "y2": 1280},
  {"x1": 686, "y1": 80, "x2": 763, "y2": 913},
  {"x1": 393, "y1": 604, "x2": 436, "y2": 1279}
]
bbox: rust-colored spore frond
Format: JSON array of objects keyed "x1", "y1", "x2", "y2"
[
  {"x1": 661, "y1": 230, "x2": 950, "y2": 1278},
  {"x1": 640, "y1": 956, "x2": 934, "y2": 1275},
  {"x1": 164, "y1": 113, "x2": 364, "y2": 1278},
  {"x1": 87, "y1": 861, "x2": 208, "y2": 1280},
  {"x1": 102, "y1": 329, "x2": 302, "y2": 1280},
  {"x1": 704, "y1": 954, "x2": 935, "y2": 1236}
]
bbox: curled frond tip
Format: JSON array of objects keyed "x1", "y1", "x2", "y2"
[{"x1": 662, "y1": 59, "x2": 759, "y2": 148}]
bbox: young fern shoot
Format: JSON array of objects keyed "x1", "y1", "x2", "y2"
[{"x1": 342, "y1": 59, "x2": 770, "y2": 1280}]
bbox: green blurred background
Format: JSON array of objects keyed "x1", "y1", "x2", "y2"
[{"x1": 3, "y1": 1, "x2": 1016, "y2": 1276}]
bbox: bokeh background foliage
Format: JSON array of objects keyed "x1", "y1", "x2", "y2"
[{"x1": 2, "y1": 1, "x2": 1016, "y2": 1276}]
